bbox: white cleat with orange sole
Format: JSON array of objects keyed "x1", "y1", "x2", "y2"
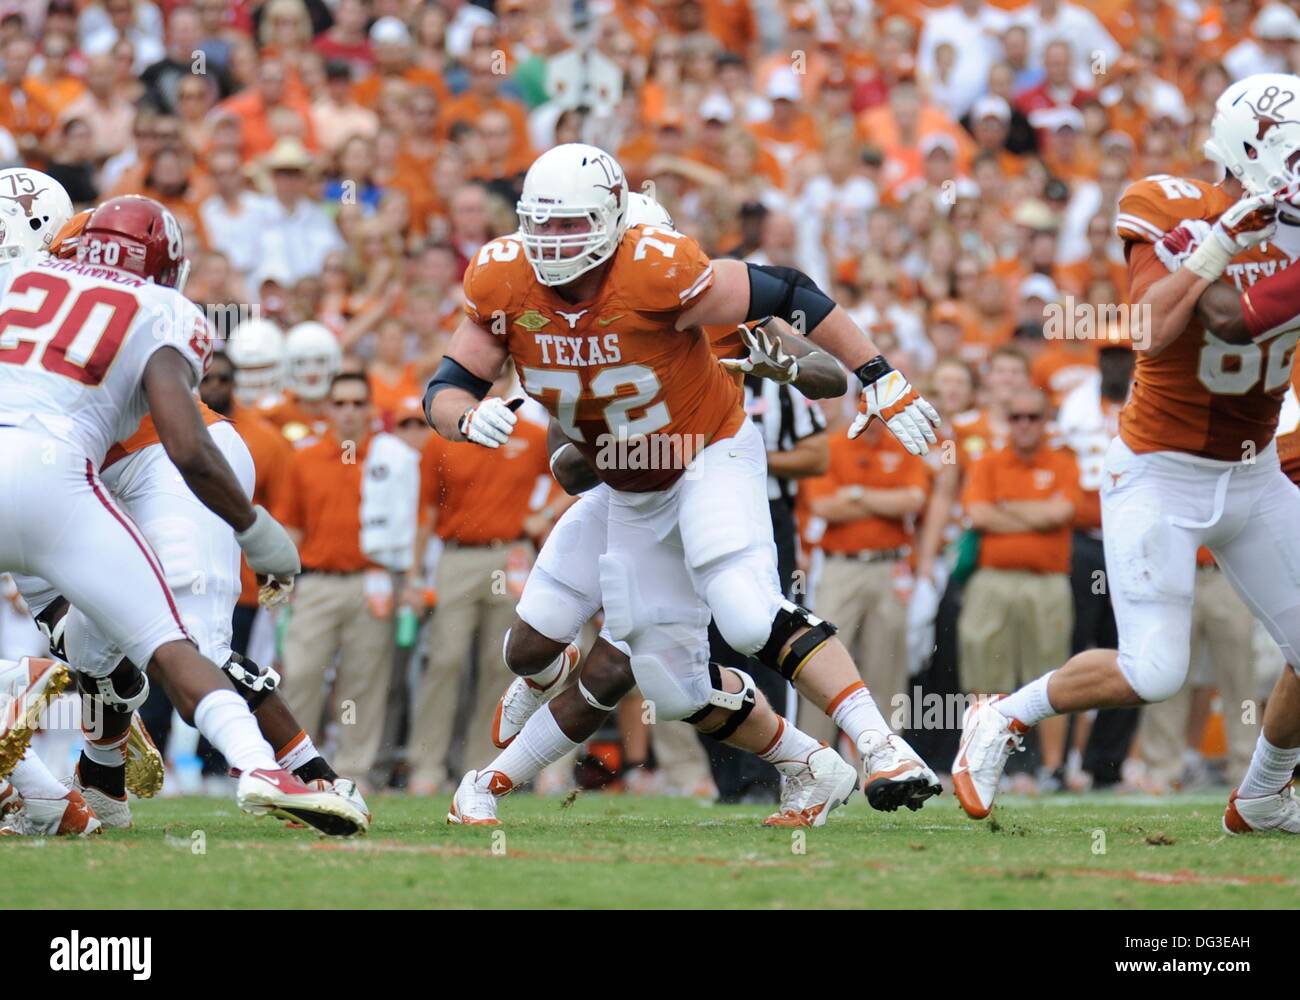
[
  {"x1": 492, "y1": 644, "x2": 580, "y2": 749},
  {"x1": 0, "y1": 787, "x2": 101, "y2": 837},
  {"x1": 0, "y1": 658, "x2": 71, "y2": 780},
  {"x1": 1223, "y1": 785, "x2": 1300, "y2": 834},
  {"x1": 237, "y1": 767, "x2": 368, "y2": 837},
  {"x1": 858, "y1": 730, "x2": 942, "y2": 812},
  {"x1": 447, "y1": 769, "x2": 512, "y2": 826},
  {"x1": 65, "y1": 768, "x2": 132, "y2": 829},
  {"x1": 953, "y1": 696, "x2": 1027, "y2": 819},
  {"x1": 764, "y1": 745, "x2": 858, "y2": 827}
]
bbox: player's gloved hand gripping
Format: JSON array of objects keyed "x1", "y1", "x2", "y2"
[
  {"x1": 849, "y1": 355, "x2": 941, "y2": 455},
  {"x1": 235, "y1": 505, "x2": 301, "y2": 605},
  {"x1": 459, "y1": 397, "x2": 525, "y2": 448},
  {"x1": 1183, "y1": 190, "x2": 1278, "y2": 282},
  {"x1": 719, "y1": 318, "x2": 800, "y2": 383}
]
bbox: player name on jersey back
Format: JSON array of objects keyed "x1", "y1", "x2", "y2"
[
  {"x1": 1116, "y1": 174, "x2": 1300, "y2": 461},
  {"x1": 0, "y1": 256, "x2": 212, "y2": 466}
]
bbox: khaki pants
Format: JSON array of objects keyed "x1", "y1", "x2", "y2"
[
  {"x1": 958, "y1": 568, "x2": 1073, "y2": 694},
  {"x1": 800, "y1": 556, "x2": 909, "y2": 743},
  {"x1": 1139, "y1": 566, "x2": 1258, "y2": 786},
  {"x1": 409, "y1": 543, "x2": 523, "y2": 788},
  {"x1": 280, "y1": 572, "x2": 395, "y2": 777}
]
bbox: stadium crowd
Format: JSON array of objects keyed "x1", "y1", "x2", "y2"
[{"x1": 0, "y1": 0, "x2": 1296, "y2": 802}]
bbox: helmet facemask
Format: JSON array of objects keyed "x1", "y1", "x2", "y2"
[{"x1": 517, "y1": 202, "x2": 622, "y2": 287}]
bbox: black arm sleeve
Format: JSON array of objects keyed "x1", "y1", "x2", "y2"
[
  {"x1": 746, "y1": 263, "x2": 837, "y2": 333},
  {"x1": 422, "y1": 355, "x2": 493, "y2": 425}
]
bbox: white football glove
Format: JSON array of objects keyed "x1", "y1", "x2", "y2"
[
  {"x1": 1154, "y1": 219, "x2": 1213, "y2": 273},
  {"x1": 718, "y1": 320, "x2": 800, "y2": 384},
  {"x1": 1211, "y1": 191, "x2": 1278, "y2": 253},
  {"x1": 235, "y1": 505, "x2": 301, "y2": 579},
  {"x1": 848, "y1": 361, "x2": 940, "y2": 455},
  {"x1": 459, "y1": 397, "x2": 522, "y2": 448}
]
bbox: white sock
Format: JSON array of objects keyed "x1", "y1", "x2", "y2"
[
  {"x1": 995, "y1": 671, "x2": 1057, "y2": 727},
  {"x1": 275, "y1": 729, "x2": 320, "y2": 773},
  {"x1": 484, "y1": 705, "x2": 577, "y2": 791},
  {"x1": 758, "y1": 717, "x2": 821, "y2": 764},
  {"x1": 11, "y1": 750, "x2": 69, "y2": 799},
  {"x1": 828, "y1": 682, "x2": 891, "y2": 743},
  {"x1": 1238, "y1": 732, "x2": 1300, "y2": 798},
  {"x1": 193, "y1": 690, "x2": 277, "y2": 773}
]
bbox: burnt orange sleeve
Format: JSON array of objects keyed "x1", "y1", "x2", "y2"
[
  {"x1": 261, "y1": 433, "x2": 296, "y2": 521},
  {"x1": 419, "y1": 435, "x2": 443, "y2": 513},
  {"x1": 962, "y1": 453, "x2": 996, "y2": 508},
  {"x1": 1124, "y1": 242, "x2": 1175, "y2": 307},
  {"x1": 626, "y1": 226, "x2": 715, "y2": 313},
  {"x1": 1114, "y1": 176, "x2": 1226, "y2": 244},
  {"x1": 461, "y1": 235, "x2": 529, "y2": 327},
  {"x1": 276, "y1": 456, "x2": 306, "y2": 532}
]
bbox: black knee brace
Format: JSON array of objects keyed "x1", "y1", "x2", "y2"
[
  {"x1": 76, "y1": 658, "x2": 148, "y2": 714},
  {"x1": 221, "y1": 651, "x2": 280, "y2": 710},
  {"x1": 756, "y1": 602, "x2": 838, "y2": 680},
  {"x1": 684, "y1": 663, "x2": 758, "y2": 741}
]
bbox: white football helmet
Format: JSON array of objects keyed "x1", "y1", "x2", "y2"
[
  {"x1": 227, "y1": 318, "x2": 286, "y2": 407},
  {"x1": 1205, "y1": 73, "x2": 1300, "y2": 195},
  {"x1": 517, "y1": 143, "x2": 629, "y2": 286},
  {"x1": 285, "y1": 321, "x2": 343, "y2": 401},
  {"x1": 625, "y1": 191, "x2": 675, "y2": 229},
  {"x1": 0, "y1": 168, "x2": 73, "y2": 262}
]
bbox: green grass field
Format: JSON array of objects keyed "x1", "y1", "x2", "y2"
[{"x1": 6, "y1": 792, "x2": 1297, "y2": 908}]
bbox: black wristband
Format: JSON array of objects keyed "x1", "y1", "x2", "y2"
[{"x1": 854, "y1": 354, "x2": 893, "y2": 388}]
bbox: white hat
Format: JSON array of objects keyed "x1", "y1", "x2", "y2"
[
  {"x1": 921, "y1": 132, "x2": 957, "y2": 158},
  {"x1": 1019, "y1": 273, "x2": 1060, "y2": 302},
  {"x1": 699, "y1": 93, "x2": 735, "y2": 123},
  {"x1": 766, "y1": 68, "x2": 802, "y2": 103},
  {"x1": 370, "y1": 15, "x2": 411, "y2": 45},
  {"x1": 972, "y1": 95, "x2": 1011, "y2": 123},
  {"x1": 1030, "y1": 105, "x2": 1085, "y2": 132},
  {"x1": 1254, "y1": 3, "x2": 1300, "y2": 41}
]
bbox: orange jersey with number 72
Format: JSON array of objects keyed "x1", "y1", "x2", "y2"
[{"x1": 462, "y1": 223, "x2": 745, "y2": 491}]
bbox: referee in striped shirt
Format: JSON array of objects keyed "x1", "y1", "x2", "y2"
[{"x1": 704, "y1": 322, "x2": 844, "y2": 803}]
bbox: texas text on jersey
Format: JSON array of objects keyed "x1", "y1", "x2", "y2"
[
  {"x1": 1116, "y1": 173, "x2": 1300, "y2": 460},
  {"x1": 463, "y1": 222, "x2": 745, "y2": 491}
]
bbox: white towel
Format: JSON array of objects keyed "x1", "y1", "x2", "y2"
[{"x1": 360, "y1": 432, "x2": 421, "y2": 572}]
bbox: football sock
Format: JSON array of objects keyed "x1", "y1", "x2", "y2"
[
  {"x1": 275, "y1": 728, "x2": 327, "y2": 775},
  {"x1": 758, "y1": 717, "x2": 821, "y2": 764},
  {"x1": 293, "y1": 757, "x2": 337, "y2": 784},
  {"x1": 80, "y1": 729, "x2": 127, "y2": 767},
  {"x1": 77, "y1": 755, "x2": 126, "y2": 798},
  {"x1": 193, "y1": 690, "x2": 277, "y2": 772},
  {"x1": 11, "y1": 750, "x2": 70, "y2": 800},
  {"x1": 486, "y1": 705, "x2": 578, "y2": 790},
  {"x1": 827, "y1": 681, "x2": 891, "y2": 743},
  {"x1": 1238, "y1": 733, "x2": 1300, "y2": 799},
  {"x1": 996, "y1": 671, "x2": 1057, "y2": 727}
]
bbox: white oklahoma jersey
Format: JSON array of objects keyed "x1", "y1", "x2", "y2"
[
  {"x1": 1104, "y1": 174, "x2": 1300, "y2": 703},
  {"x1": 0, "y1": 255, "x2": 212, "y2": 675}
]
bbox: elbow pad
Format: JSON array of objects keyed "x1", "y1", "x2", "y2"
[
  {"x1": 423, "y1": 356, "x2": 493, "y2": 425},
  {"x1": 746, "y1": 263, "x2": 836, "y2": 334}
]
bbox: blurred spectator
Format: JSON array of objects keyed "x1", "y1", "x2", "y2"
[
  {"x1": 407, "y1": 374, "x2": 553, "y2": 795},
  {"x1": 247, "y1": 137, "x2": 345, "y2": 290},
  {"x1": 279, "y1": 372, "x2": 398, "y2": 783},
  {"x1": 805, "y1": 418, "x2": 929, "y2": 743},
  {"x1": 58, "y1": 52, "x2": 134, "y2": 162},
  {"x1": 312, "y1": 59, "x2": 379, "y2": 155},
  {"x1": 45, "y1": 117, "x2": 98, "y2": 204},
  {"x1": 141, "y1": 4, "x2": 230, "y2": 113},
  {"x1": 80, "y1": 0, "x2": 165, "y2": 72},
  {"x1": 28, "y1": 31, "x2": 85, "y2": 119},
  {"x1": 959, "y1": 386, "x2": 1081, "y2": 789},
  {"x1": 0, "y1": 36, "x2": 54, "y2": 160},
  {"x1": 199, "y1": 146, "x2": 262, "y2": 278}
]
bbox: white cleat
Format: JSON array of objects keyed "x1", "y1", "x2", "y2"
[
  {"x1": 953, "y1": 696, "x2": 1027, "y2": 819},
  {"x1": 0, "y1": 787, "x2": 101, "y2": 837},
  {"x1": 859, "y1": 730, "x2": 942, "y2": 812},
  {"x1": 313, "y1": 777, "x2": 371, "y2": 834},
  {"x1": 764, "y1": 745, "x2": 858, "y2": 827},
  {"x1": 447, "y1": 769, "x2": 511, "y2": 826},
  {"x1": 1223, "y1": 785, "x2": 1300, "y2": 834},
  {"x1": 492, "y1": 644, "x2": 580, "y2": 749},
  {"x1": 236, "y1": 767, "x2": 368, "y2": 837},
  {"x1": 64, "y1": 769, "x2": 132, "y2": 829},
  {"x1": 0, "y1": 658, "x2": 71, "y2": 780},
  {"x1": 125, "y1": 713, "x2": 164, "y2": 799}
]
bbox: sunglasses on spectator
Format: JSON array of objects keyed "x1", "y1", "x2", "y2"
[
  {"x1": 331, "y1": 398, "x2": 368, "y2": 408},
  {"x1": 1009, "y1": 411, "x2": 1044, "y2": 423},
  {"x1": 203, "y1": 372, "x2": 234, "y2": 383},
  {"x1": 398, "y1": 418, "x2": 426, "y2": 429}
]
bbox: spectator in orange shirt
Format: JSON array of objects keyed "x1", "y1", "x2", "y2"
[
  {"x1": 353, "y1": 16, "x2": 450, "y2": 111},
  {"x1": 803, "y1": 420, "x2": 930, "y2": 744},
  {"x1": 0, "y1": 36, "x2": 54, "y2": 160},
  {"x1": 26, "y1": 32, "x2": 84, "y2": 120},
  {"x1": 278, "y1": 372, "x2": 409, "y2": 783},
  {"x1": 407, "y1": 384, "x2": 556, "y2": 795},
  {"x1": 958, "y1": 386, "x2": 1081, "y2": 788},
  {"x1": 751, "y1": 68, "x2": 822, "y2": 178},
  {"x1": 215, "y1": 56, "x2": 317, "y2": 160}
]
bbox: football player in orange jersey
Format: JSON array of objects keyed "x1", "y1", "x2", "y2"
[
  {"x1": 427, "y1": 147, "x2": 945, "y2": 826},
  {"x1": 955, "y1": 74, "x2": 1300, "y2": 834},
  {"x1": 5, "y1": 206, "x2": 370, "y2": 837}
]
